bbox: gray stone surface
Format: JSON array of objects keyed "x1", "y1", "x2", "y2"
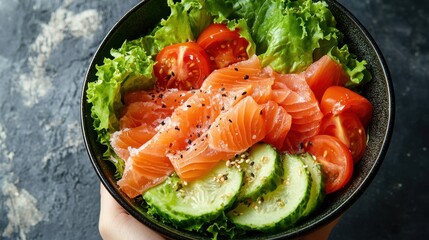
[
  {"x1": 0, "y1": 1, "x2": 140, "y2": 239},
  {"x1": 0, "y1": 0, "x2": 427, "y2": 239}
]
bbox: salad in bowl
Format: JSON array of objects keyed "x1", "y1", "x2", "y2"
[{"x1": 82, "y1": 0, "x2": 393, "y2": 239}]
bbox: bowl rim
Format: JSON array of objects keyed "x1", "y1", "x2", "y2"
[{"x1": 80, "y1": 0, "x2": 395, "y2": 239}]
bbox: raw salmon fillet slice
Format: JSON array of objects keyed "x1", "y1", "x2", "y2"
[
  {"x1": 110, "y1": 124, "x2": 157, "y2": 160},
  {"x1": 171, "y1": 97, "x2": 266, "y2": 182},
  {"x1": 123, "y1": 88, "x2": 193, "y2": 106},
  {"x1": 118, "y1": 92, "x2": 221, "y2": 197},
  {"x1": 261, "y1": 101, "x2": 292, "y2": 150},
  {"x1": 170, "y1": 136, "x2": 234, "y2": 182},
  {"x1": 208, "y1": 96, "x2": 266, "y2": 152},
  {"x1": 304, "y1": 55, "x2": 349, "y2": 101},
  {"x1": 272, "y1": 73, "x2": 323, "y2": 151},
  {"x1": 119, "y1": 102, "x2": 172, "y2": 129},
  {"x1": 201, "y1": 55, "x2": 274, "y2": 104},
  {"x1": 113, "y1": 89, "x2": 194, "y2": 160},
  {"x1": 120, "y1": 89, "x2": 194, "y2": 129},
  {"x1": 117, "y1": 144, "x2": 174, "y2": 198}
]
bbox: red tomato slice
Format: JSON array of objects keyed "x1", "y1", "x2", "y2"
[
  {"x1": 154, "y1": 42, "x2": 211, "y2": 90},
  {"x1": 197, "y1": 23, "x2": 249, "y2": 70},
  {"x1": 305, "y1": 135, "x2": 354, "y2": 194},
  {"x1": 320, "y1": 112, "x2": 367, "y2": 163},
  {"x1": 320, "y1": 86, "x2": 373, "y2": 127}
]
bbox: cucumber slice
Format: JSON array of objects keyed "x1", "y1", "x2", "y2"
[
  {"x1": 228, "y1": 154, "x2": 312, "y2": 232},
  {"x1": 143, "y1": 162, "x2": 243, "y2": 229},
  {"x1": 300, "y1": 153, "x2": 325, "y2": 217},
  {"x1": 237, "y1": 143, "x2": 283, "y2": 201}
]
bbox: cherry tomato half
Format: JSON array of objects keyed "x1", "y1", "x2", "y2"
[
  {"x1": 320, "y1": 86, "x2": 373, "y2": 127},
  {"x1": 154, "y1": 42, "x2": 211, "y2": 90},
  {"x1": 320, "y1": 112, "x2": 367, "y2": 163},
  {"x1": 197, "y1": 23, "x2": 249, "y2": 70},
  {"x1": 305, "y1": 135, "x2": 354, "y2": 194}
]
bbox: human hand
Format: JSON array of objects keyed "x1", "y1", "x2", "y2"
[
  {"x1": 99, "y1": 183, "x2": 339, "y2": 240},
  {"x1": 99, "y1": 183, "x2": 164, "y2": 240}
]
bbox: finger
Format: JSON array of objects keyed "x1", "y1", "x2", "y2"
[{"x1": 99, "y1": 183, "x2": 164, "y2": 240}]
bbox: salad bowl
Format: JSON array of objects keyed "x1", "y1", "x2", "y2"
[{"x1": 81, "y1": 0, "x2": 394, "y2": 239}]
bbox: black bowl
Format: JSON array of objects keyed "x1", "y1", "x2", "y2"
[{"x1": 81, "y1": 0, "x2": 394, "y2": 239}]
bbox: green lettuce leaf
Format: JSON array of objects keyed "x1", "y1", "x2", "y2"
[
  {"x1": 86, "y1": 38, "x2": 155, "y2": 176},
  {"x1": 328, "y1": 45, "x2": 372, "y2": 87},
  {"x1": 251, "y1": 0, "x2": 340, "y2": 73}
]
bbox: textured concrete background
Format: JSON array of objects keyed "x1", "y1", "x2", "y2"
[{"x1": 0, "y1": 0, "x2": 427, "y2": 239}]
